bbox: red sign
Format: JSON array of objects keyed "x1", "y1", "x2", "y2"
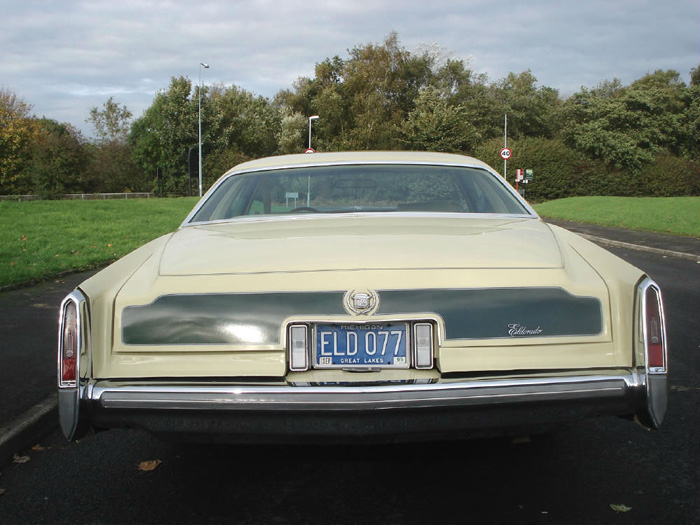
[
  {"x1": 499, "y1": 147, "x2": 512, "y2": 160},
  {"x1": 305, "y1": 148, "x2": 316, "y2": 154}
]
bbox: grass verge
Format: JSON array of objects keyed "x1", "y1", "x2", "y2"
[
  {"x1": 533, "y1": 196, "x2": 700, "y2": 238},
  {"x1": 0, "y1": 198, "x2": 198, "y2": 288}
]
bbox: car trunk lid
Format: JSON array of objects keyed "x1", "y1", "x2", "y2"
[{"x1": 158, "y1": 215, "x2": 562, "y2": 276}]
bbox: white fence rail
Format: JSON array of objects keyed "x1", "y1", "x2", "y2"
[{"x1": 0, "y1": 193, "x2": 155, "y2": 202}]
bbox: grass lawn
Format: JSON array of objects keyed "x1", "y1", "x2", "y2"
[
  {"x1": 0, "y1": 195, "x2": 698, "y2": 289},
  {"x1": 0, "y1": 197, "x2": 198, "y2": 288},
  {"x1": 533, "y1": 196, "x2": 700, "y2": 238}
]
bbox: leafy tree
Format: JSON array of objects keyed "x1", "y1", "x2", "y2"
[
  {"x1": 0, "y1": 89, "x2": 38, "y2": 194},
  {"x1": 312, "y1": 86, "x2": 349, "y2": 150},
  {"x1": 340, "y1": 33, "x2": 433, "y2": 149},
  {"x1": 274, "y1": 76, "x2": 316, "y2": 121},
  {"x1": 85, "y1": 142, "x2": 146, "y2": 193},
  {"x1": 292, "y1": 32, "x2": 435, "y2": 151},
  {"x1": 556, "y1": 70, "x2": 693, "y2": 174},
  {"x1": 682, "y1": 64, "x2": 700, "y2": 161},
  {"x1": 28, "y1": 119, "x2": 89, "y2": 198},
  {"x1": 130, "y1": 78, "x2": 284, "y2": 194},
  {"x1": 86, "y1": 97, "x2": 133, "y2": 144},
  {"x1": 399, "y1": 87, "x2": 480, "y2": 153},
  {"x1": 129, "y1": 76, "x2": 199, "y2": 195},
  {"x1": 306, "y1": 58, "x2": 354, "y2": 151},
  {"x1": 208, "y1": 84, "x2": 280, "y2": 159},
  {"x1": 431, "y1": 58, "x2": 475, "y2": 97},
  {"x1": 691, "y1": 65, "x2": 700, "y2": 87},
  {"x1": 276, "y1": 110, "x2": 307, "y2": 154},
  {"x1": 491, "y1": 70, "x2": 560, "y2": 139},
  {"x1": 429, "y1": 59, "x2": 500, "y2": 141},
  {"x1": 85, "y1": 97, "x2": 146, "y2": 192}
]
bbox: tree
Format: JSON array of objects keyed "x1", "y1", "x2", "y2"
[
  {"x1": 208, "y1": 85, "x2": 280, "y2": 159},
  {"x1": 28, "y1": 119, "x2": 89, "y2": 198},
  {"x1": 430, "y1": 58, "x2": 498, "y2": 140},
  {"x1": 303, "y1": 32, "x2": 434, "y2": 150},
  {"x1": 399, "y1": 87, "x2": 480, "y2": 153},
  {"x1": 129, "y1": 76, "x2": 199, "y2": 195},
  {"x1": 431, "y1": 58, "x2": 474, "y2": 97},
  {"x1": 86, "y1": 97, "x2": 133, "y2": 144},
  {"x1": 276, "y1": 110, "x2": 307, "y2": 154},
  {"x1": 556, "y1": 70, "x2": 694, "y2": 173},
  {"x1": 85, "y1": 142, "x2": 146, "y2": 193},
  {"x1": 491, "y1": 70, "x2": 560, "y2": 139},
  {"x1": 85, "y1": 97, "x2": 146, "y2": 192},
  {"x1": 341, "y1": 33, "x2": 433, "y2": 149},
  {"x1": 0, "y1": 89, "x2": 38, "y2": 194},
  {"x1": 681, "y1": 64, "x2": 700, "y2": 161}
]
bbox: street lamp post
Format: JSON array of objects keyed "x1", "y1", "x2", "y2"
[
  {"x1": 308, "y1": 115, "x2": 319, "y2": 150},
  {"x1": 198, "y1": 62, "x2": 210, "y2": 197}
]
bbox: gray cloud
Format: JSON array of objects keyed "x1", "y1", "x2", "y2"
[{"x1": 1, "y1": 0, "x2": 697, "y2": 136}]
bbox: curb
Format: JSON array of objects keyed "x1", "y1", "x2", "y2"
[
  {"x1": 0, "y1": 393, "x2": 58, "y2": 469},
  {"x1": 581, "y1": 234, "x2": 700, "y2": 263}
]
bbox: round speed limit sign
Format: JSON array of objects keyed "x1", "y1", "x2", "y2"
[{"x1": 499, "y1": 147, "x2": 512, "y2": 160}]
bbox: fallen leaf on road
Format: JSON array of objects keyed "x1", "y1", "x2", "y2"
[
  {"x1": 138, "y1": 460, "x2": 162, "y2": 472},
  {"x1": 31, "y1": 445, "x2": 46, "y2": 452},
  {"x1": 0, "y1": 488, "x2": 6, "y2": 496},
  {"x1": 610, "y1": 504, "x2": 632, "y2": 513},
  {"x1": 12, "y1": 454, "x2": 30, "y2": 464},
  {"x1": 510, "y1": 436, "x2": 531, "y2": 444}
]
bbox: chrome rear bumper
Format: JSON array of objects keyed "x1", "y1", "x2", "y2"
[
  {"x1": 60, "y1": 370, "x2": 664, "y2": 443},
  {"x1": 90, "y1": 374, "x2": 636, "y2": 411}
]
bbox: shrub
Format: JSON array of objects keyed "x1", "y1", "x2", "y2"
[
  {"x1": 639, "y1": 152, "x2": 700, "y2": 196},
  {"x1": 473, "y1": 138, "x2": 699, "y2": 200}
]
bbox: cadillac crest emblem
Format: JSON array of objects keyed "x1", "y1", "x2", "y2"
[{"x1": 344, "y1": 290, "x2": 379, "y2": 315}]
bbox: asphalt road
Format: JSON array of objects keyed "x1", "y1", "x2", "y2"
[
  {"x1": 0, "y1": 271, "x2": 97, "y2": 424},
  {"x1": 0, "y1": 243, "x2": 698, "y2": 524}
]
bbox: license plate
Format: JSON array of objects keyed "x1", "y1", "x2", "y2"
[{"x1": 315, "y1": 323, "x2": 409, "y2": 369}]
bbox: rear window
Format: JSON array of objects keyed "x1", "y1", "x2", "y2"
[{"x1": 189, "y1": 164, "x2": 529, "y2": 223}]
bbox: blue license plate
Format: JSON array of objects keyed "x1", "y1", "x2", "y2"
[{"x1": 315, "y1": 323, "x2": 409, "y2": 368}]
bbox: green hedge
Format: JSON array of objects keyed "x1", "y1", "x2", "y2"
[
  {"x1": 639, "y1": 152, "x2": 700, "y2": 196},
  {"x1": 472, "y1": 138, "x2": 700, "y2": 201}
]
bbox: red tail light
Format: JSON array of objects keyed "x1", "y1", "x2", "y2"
[{"x1": 644, "y1": 284, "x2": 666, "y2": 372}]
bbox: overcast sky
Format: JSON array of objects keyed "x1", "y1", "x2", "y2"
[{"x1": 2, "y1": 0, "x2": 698, "y2": 137}]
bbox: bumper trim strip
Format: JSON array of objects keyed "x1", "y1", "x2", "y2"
[{"x1": 90, "y1": 374, "x2": 641, "y2": 412}]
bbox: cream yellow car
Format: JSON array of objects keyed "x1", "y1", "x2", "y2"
[{"x1": 58, "y1": 151, "x2": 668, "y2": 443}]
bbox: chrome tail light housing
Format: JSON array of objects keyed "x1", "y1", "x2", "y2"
[
  {"x1": 637, "y1": 278, "x2": 668, "y2": 429},
  {"x1": 57, "y1": 290, "x2": 88, "y2": 440}
]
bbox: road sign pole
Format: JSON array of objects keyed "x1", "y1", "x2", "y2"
[{"x1": 503, "y1": 114, "x2": 507, "y2": 182}]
